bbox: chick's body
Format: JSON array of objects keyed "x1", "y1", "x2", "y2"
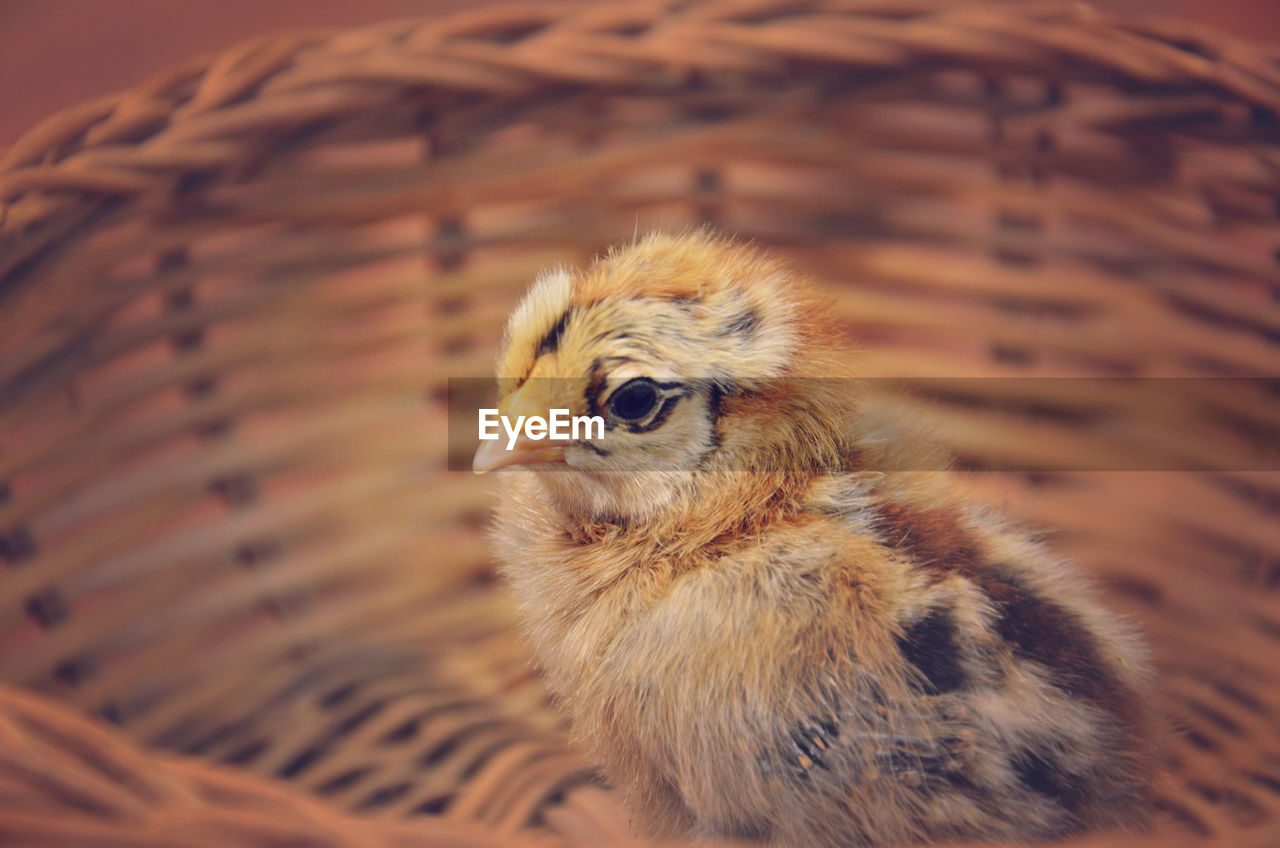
[{"x1": 481, "y1": 233, "x2": 1154, "y2": 846}]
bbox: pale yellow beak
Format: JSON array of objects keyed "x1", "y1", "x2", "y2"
[{"x1": 471, "y1": 381, "x2": 568, "y2": 474}]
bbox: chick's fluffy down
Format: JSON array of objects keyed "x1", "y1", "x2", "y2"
[{"x1": 485, "y1": 232, "x2": 1155, "y2": 847}]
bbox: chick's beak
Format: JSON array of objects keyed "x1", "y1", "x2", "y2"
[{"x1": 472, "y1": 381, "x2": 568, "y2": 474}]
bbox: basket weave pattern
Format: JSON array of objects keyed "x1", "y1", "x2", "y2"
[{"x1": 1, "y1": 1, "x2": 1278, "y2": 845}]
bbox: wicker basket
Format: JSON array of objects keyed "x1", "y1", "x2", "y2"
[{"x1": 1, "y1": 1, "x2": 1277, "y2": 846}]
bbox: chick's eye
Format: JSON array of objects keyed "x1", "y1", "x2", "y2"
[{"x1": 608, "y1": 379, "x2": 660, "y2": 422}]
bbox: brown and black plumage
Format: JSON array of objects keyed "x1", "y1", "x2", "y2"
[{"x1": 475, "y1": 231, "x2": 1155, "y2": 846}]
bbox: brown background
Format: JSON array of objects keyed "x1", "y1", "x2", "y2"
[{"x1": 2, "y1": 0, "x2": 1280, "y2": 147}]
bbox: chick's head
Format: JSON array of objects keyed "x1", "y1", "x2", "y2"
[{"x1": 474, "y1": 232, "x2": 854, "y2": 520}]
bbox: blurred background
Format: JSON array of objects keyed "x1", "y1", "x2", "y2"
[
  {"x1": 1, "y1": 1, "x2": 1277, "y2": 844},
  {"x1": 3, "y1": 0, "x2": 1280, "y2": 146}
]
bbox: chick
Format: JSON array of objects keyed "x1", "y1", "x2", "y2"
[{"x1": 475, "y1": 232, "x2": 1155, "y2": 846}]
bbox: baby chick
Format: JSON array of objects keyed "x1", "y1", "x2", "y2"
[{"x1": 475, "y1": 232, "x2": 1155, "y2": 846}]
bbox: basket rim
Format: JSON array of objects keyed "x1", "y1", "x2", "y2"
[{"x1": 3, "y1": 0, "x2": 1280, "y2": 206}]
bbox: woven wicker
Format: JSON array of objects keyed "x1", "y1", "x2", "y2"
[
  {"x1": 0, "y1": 682, "x2": 554, "y2": 848},
  {"x1": 0, "y1": 1, "x2": 1277, "y2": 846}
]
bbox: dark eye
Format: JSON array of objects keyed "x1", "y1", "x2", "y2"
[{"x1": 608, "y1": 378, "x2": 660, "y2": 422}]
